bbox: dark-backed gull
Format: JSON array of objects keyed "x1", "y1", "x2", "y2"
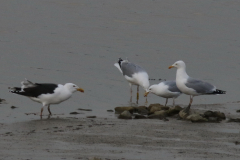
[{"x1": 9, "y1": 79, "x2": 84, "y2": 116}]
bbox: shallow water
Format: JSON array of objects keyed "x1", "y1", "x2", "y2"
[{"x1": 0, "y1": 0, "x2": 240, "y2": 123}]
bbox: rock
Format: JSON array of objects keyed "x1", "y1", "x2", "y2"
[
  {"x1": 11, "y1": 106, "x2": 18, "y2": 109},
  {"x1": 118, "y1": 110, "x2": 132, "y2": 119},
  {"x1": 186, "y1": 114, "x2": 208, "y2": 122},
  {"x1": 203, "y1": 111, "x2": 214, "y2": 117},
  {"x1": 154, "y1": 110, "x2": 168, "y2": 117},
  {"x1": 134, "y1": 106, "x2": 149, "y2": 115},
  {"x1": 236, "y1": 110, "x2": 240, "y2": 113},
  {"x1": 134, "y1": 114, "x2": 147, "y2": 119},
  {"x1": 0, "y1": 98, "x2": 6, "y2": 104},
  {"x1": 227, "y1": 118, "x2": 240, "y2": 122},
  {"x1": 207, "y1": 117, "x2": 221, "y2": 123},
  {"x1": 86, "y1": 116, "x2": 96, "y2": 118},
  {"x1": 69, "y1": 112, "x2": 81, "y2": 115},
  {"x1": 203, "y1": 110, "x2": 226, "y2": 120},
  {"x1": 148, "y1": 103, "x2": 163, "y2": 110},
  {"x1": 78, "y1": 108, "x2": 92, "y2": 111},
  {"x1": 149, "y1": 105, "x2": 169, "y2": 114},
  {"x1": 212, "y1": 111, "x2": 226, "y2": 120},
  {"x1": 179, "y1": 110, "x2": 190, "y2": 119},
  {"x1": 115, "y1": 106, "x2": 135, "y2": 114},
  {"x1": 167, "y1": 105, "x2": 183, "y2": 116},
  {"x1": 203, "y1": 110, "x2": 225, "y2": 121},
  {"x1": 148, "y1": 110, "x2": 168, "y2": 119},
  {"x1": 107, "y1": 110, "x2": 114, "y2": 112}
]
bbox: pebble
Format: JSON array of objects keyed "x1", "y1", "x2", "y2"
[
  {"x1": 11, "y1": 106, "x2": 18, "y2": 109},
  {"x1": 69, "y1": 112, "x2": 81, "y2": 115},
  {"x1": 87, "y1": 116, "x2": 96, "y2": 118},
  {"x1": 78, "y1": 108, "x2": 92, "y2": 111}
]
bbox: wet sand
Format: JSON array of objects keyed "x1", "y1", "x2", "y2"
[
  {"x1": 1, "y1": 0, "x2": 240, "y2": 159},
  {"x1": 1, "y1": 103, "x2": 240, "y2": 160}
]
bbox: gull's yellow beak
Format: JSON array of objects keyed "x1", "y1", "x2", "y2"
[
  {"x1": 144, "y1": 91, "x2": 149, "y2": 97},
  {"x1": 77, "y1": 88, "x2": 84, "y2": 92},
  {"x1": 168, "y1": 65, "x2": 174, "y2": 69}
]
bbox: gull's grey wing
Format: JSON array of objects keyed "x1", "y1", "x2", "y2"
[
  {"x1": 121, "y1": 62, "x2": 146, "y2": 77},
  {"x1": 163, "y1": 80, "x2": 181, "y2": 93},
  {"x1": 185, "y1": 77, "x2": 215, "y2": 94}
]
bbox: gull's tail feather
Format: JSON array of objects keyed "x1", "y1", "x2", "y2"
[
  {"x1": 9, "y1": 87, "x2": 23, "y2": 94},
  {"x1": 21, "y1": 79, "x2": 36, "y2": 89},
  {"x1": 212, "y1": 89, "x2": 226, "y2": 94},
  {"x1": 9, "y1": 87, "x2": 30, "y2": 96}
]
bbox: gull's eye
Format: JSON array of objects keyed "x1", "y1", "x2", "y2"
[{"x1": 73, "y1": 85, "x2": 76, "y2": 87}]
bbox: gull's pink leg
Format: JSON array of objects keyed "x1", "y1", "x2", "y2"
[
  {"x1": 40, "y1": 107, "x2": 44, "y2": 117},
  {"x1": 165, "y1": 98, "x2": 168, "y2": 106},
  {"x1": 47, "y1": 105, "x2": 52, "y2": 115},
  {"x1": 136, "y1": 85, "x2": 139, "y2": 104},
  {"x1": 130, "y1": 84, "x2": 132, "y2": 103}
]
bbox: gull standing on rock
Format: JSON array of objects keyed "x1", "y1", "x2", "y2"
[
  {"x1": 9, "y1": 79, "x2": 84, "y2": 117},
  {"x1": 168, "y1": 60, "x2": 226, "y2": 113},
  {"x1": 144, "y1": 80, "x2": 181, "y2": 107},
  {"x1": 114, "y1": 58, "x2": 150, "y2": 103}
]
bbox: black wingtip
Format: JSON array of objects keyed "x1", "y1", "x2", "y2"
[{"x1": 213, "y1": 89, "x2": 226, "y2": 94}]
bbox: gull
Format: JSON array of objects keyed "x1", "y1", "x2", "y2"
[
  {"x1": 9, "y1": 79, "x2": 84, "y2": 116},
  {"x1": 144, "y1": 80, "x2": 181, "y2": 107},
  {"x1": 114, "y1": 58, "x2": 150, "y2": 103},
  {"x1": 169, "y1": 60, "x2": 226, "y2": 113}
]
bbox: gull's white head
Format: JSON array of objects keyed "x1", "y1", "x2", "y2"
[
  {"x1": 168, "y1": 60, "x2": 186, "y2": 69},
  {"x1": 64, "y1": 83, "x2": 84, "y2": 93},
  {"x1": 144, "y1": 84, "x2": 157, "y2": 97}
]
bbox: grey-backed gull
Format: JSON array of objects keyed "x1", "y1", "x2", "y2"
[
  {"x1": 9, "y1": 79, "x2": 84, "y2": 116},
  {"x1": 169, "y1": 60, "x2": 225, "y2": 112},
  {"x1": 144, "y1": 80, "x2": 181, "y2": 107},
  {"x1": 114, "y1": 58, "x2": 150, "y2": 102}
]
